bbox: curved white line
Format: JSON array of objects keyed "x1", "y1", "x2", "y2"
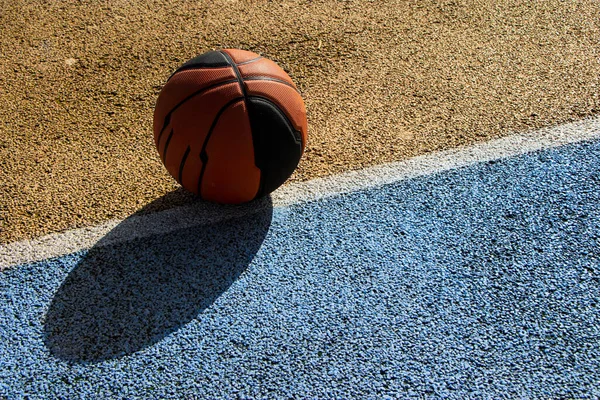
[{"x1": 2, "y1": 116, "x2": 600, "y2": 270}]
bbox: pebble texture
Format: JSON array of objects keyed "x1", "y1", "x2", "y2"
[
  {"x1": 1, "y1": 140, "x2": 599, "y2": 398},
  {"x1": 1, "y1": 0, "x2": 600, "y2": 243}
]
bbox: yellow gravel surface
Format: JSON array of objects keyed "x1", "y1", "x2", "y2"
[{"x1": 1, "y1": 0, "x2": 599, "y2": 243}]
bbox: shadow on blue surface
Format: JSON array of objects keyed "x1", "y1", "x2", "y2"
[
  {"x1": 1, "y1": 140, "x2": 599, "y2": 397},
  {"x1": 43, "y1": 193, "x2": 273, "y2": 363}
]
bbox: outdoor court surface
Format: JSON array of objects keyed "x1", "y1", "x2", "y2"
[{"x1": 1, "y1": 0, "x2": 600, "y2": 398}]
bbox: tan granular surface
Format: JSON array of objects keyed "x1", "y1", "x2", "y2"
[{"x1": 1, "y1": 0, "x2": 599, "y2": 244}]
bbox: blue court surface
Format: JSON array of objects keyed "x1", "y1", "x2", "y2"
[{"x1": 1, "y1": 139, "x2": 600, "y2": 398}]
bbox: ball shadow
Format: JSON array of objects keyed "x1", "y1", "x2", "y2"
[{"x1": 43, "y1": 193, "x2": 273, "y2": 363}]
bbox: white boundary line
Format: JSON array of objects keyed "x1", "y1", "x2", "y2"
[{"x1": 2, "y1": 116, "x2": 600, "y2": 270}]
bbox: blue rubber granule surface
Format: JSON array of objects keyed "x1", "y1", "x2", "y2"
[{"x1": 1, "y1": 140, "x2": 600, "y2": 399}]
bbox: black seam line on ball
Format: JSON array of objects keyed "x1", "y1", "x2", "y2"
[
  {"x1": 162, "y1": 128, "x2": 174, "y2": 162},
  {"x1": 219, "y1": 50, "x2": 248, "y2": 100},
  {"x1": 156, "y1": 116, "x2": 169, "y2": 149},
  {"x1": 196, "y1": 97, "x2": 245, "y2": 197},
  {"x1": 236, "y1": 56, "x2": 263, "y2": 66},
  {"x1": 242, "y1": 76, "x2": 301, "y2": 94},
  {"x1": 158, "y1": 79, "x2": 239, "y2": 138},
  {"x1": 178, "y1": 146, "x2": 191, "y2": 183}
]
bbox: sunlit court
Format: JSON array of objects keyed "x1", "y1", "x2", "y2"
[{"x1": 1, "y1": 1, "x2": 599, "y2": 398}]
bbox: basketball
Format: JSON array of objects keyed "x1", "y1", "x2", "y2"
[{"x1": 153, "y1": 49, "x2": 308, "y2": 204}]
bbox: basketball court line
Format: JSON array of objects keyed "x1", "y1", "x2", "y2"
[
  {"x1": 2, "y1": 134, "x2": 599, "y2": 398},
  {"x1": 2, "y1": 116, "x2": 600, "y2": 270}
]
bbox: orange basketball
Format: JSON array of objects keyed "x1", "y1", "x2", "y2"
[{"x1": 153, "y1": 49, "x2": 308, "y2": 204}]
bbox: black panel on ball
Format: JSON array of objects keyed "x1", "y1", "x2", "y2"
[
  {"x1": 247, "y1": 97, "x2": 303, "y2": 198},
  {"x1": 169, "y1": 51, "x2": 231, "y2": 80}
]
